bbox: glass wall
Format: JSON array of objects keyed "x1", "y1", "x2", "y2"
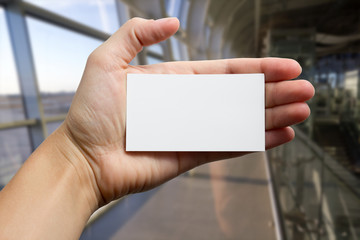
[
  {"x1": 27, "y1": 16, "x2": 103, "y2": 118},
  {"x1": 201, "y1": 0, "x2": 360, "y2": 238},
  {"x1": 0, "y1": 128, "x2": 32, "y2": 190},
  {"x1": 24, "y1": 0, "x2": 119, "y2": 34},
  {"x1": 0, "y1": 7, "x2": 32, "y2": 189},
  {"x1": 268, "y1": 127, "x2": 360, "y2": 239},
  {"x1": 0, "y1": 0, "x2": 180, "y2": 189},
  {"x1": 257, "y1": 0, "x2": 360, "y2": 239},
  {"x1": 0, "y1": 1, "x2": 112, "y2": 187},
  {"x1": 0, "y1": 1, "x2": 192, "y2": 239},
  {"x1": 0, "y1": 7, "x2": 26, "y2": 123}
]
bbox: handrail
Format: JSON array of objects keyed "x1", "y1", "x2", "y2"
[
  {"x1": 268, "y1": 126, "x2": 360, "y2": 239},
  {"x1": 22, "y1": 1, "x2": 110, "y2": 41},
  {"x1": 293, "y1": 126, "x2": 360, "y2": 199},
  {"x1": 265, "y1": 154, "x2": 287, "y2": 240},
  {"x1": 0, "y1": 119, "x2": 37, "y2": 130}
]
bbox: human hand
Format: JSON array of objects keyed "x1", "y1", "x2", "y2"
[{"x1": 61, "y1": 17, "x2": 314, "y2": 206}]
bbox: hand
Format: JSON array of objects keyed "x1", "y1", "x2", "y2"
[{"x1": 62, "y1": 17, "x2": 314, "y2": 206}]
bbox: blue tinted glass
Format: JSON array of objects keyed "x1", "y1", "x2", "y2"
[
  {"x1": 147, "y1": 56, "x2": 163, "y2": 65},
  {"x1": 0, "y1": 8, "x2": 26, "y2": 123},
  {"x1": 170, "y1": 37, "x2": 187, "y2": 61},
  {"x1": 0, "y1": 127, "x2": 32, "y2": 188},
  {"x1": 47, "y1": 121, "x2": 63, "y2": 136},
  {"x1": 147, "y1": 44, "x2": 163, "y2": 55},
  {"x1": 27, "y1": 17, "x2": 103, "y2": 117},
  {"x1": 24, "y1": 0, "x2": 119, "y2": 34}
]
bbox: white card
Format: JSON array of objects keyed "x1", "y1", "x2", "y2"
[{"x1": 126, "y1": 74, "x2": 264, "y2": 151}]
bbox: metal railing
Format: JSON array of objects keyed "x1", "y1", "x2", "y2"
[
  {"x1": 267, "y1": 126, "x2": 360, "y2": 240},
  {"x1": 0, "y1": 0, "x2": 167, "y2": 187}
]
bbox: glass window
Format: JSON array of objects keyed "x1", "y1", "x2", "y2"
[
  {"x1": 166, "y1": 0, "x2": 188, "y2": 29},
  {"x1": 0, "y1": 127, "x2": 32, "y2": 189},
  {"x1": 170, "y1": 37, "x2": 188, "y2": 61},
  {"x1": 26, "y1": 17, "x2": 103, "y2": 117},
  {"x1": 170, "y1": 37, "x2": 181, "y2": 61},
  {"x1": 147, "y1": 44, "x2": 163, "y2": 55},
  {"x1": 0, "y1": 8, "x2": 26, "y2": 123},
  {"x1": 24, "y1": 0, "x2": 119, "y2": 34},
  {"x1": 46, "y1": 121, "x2": 63, "y2": 136},
  {"x1": 147, "y1": 56, "x2": 163, "y2": 65},
  {"x1": 165, "y1": 0, "x2": 175, "y2": 16},
  {"x1": 179, "y1": 0, "x2": 190, "y2": 30}
]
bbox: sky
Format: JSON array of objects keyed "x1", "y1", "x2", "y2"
[
  {"x1": 0, "y1": 0, "x2": 175, "y2": 95},
  {"x1": 0, "y1": 0, "x2": 118, "y2": 94},
  {"x1": 0, "y1": 8, "x2": 19, "y2": 94}
]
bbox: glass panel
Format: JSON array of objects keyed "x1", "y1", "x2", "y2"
[
  {"x1": 0, "y1": 8, "x2": 26, "y2": 123},
  {"x1": 170, "y1": 37, "x2": 188, "y2": 61},
  {"x1": 47, "y1": 121, "x2": 63, "y2": 136},
  {"x1": 165, "y1": 0, "x2": 176, "y2": 16},
  {"x1": 170, "y1": 37, "x2": 181, "y2": 61},
  {"x1": 166, "y1": 0, "x2": 188, "y2": 30},
  {"x1": 0, "y1": 127, "x2": 32, "y2": 189},
  {"x1": 269, "y1": 138, "x2": 322, "y2": 239},
  {"x1": 322, "y1": 166, "x2": 360, "y2": 239},
  {"x1": 268, "y1": 127, "x2": 360, "y2": 239},
  {"x1": 179, "y1": 0, "x2": 190, "y2": 30},
  {"x1": 147, "y1": 44, "x2": 163, "y2": 55},
  {"x1": 27, "y1": 17, "x2": 103, "y2": 117},
  {"x1": 262, "y1": 3, "x2": 360, "y2": 238},
  {"x1": 41, "y1": 92, "x2": 74, "y2": 118},
  {"x1": 147, "y1": 56, "x2": 163, "y2": 65},
  {"x1": 24, "y1": 0, "x2": 119, "y2": 34}
]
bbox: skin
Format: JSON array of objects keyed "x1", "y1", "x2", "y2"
[{"x1": 0, "y1": 17, "x2": 314, "y2": 239}]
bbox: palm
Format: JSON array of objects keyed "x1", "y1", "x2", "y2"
[{"x1": 64, "y1": 18, "x2": 314, "y2": 204}]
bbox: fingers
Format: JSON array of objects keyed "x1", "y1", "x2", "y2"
[
  {"x1": 264, "y1": 79, "x2": 312, "y2": 148},
  {"x1": 156, "y1": 58, "x2": 302, "y2": 82},
  {"x1": 97, "y1": 17, "x2": 179, "y2": 68},
  {"x1": 265, "y1": 80, "x2": 315, "y2": 108},
  {"x1": 181, "y1": 127, "x2": 295, "y2": 164},
  {"x1": 266, "y1": 102, "x2": 310, "y2": 130},
  {"x1": 265, "y1": 127, "x2": 295, "y2": 149},
  {"x1": 260, "y1": 58, "x2": 302, "y2": 82}
]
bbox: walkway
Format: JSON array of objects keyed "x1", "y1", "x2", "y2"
[{"x1": 81, "y1": 152, "x2": 276, "y2": 240}]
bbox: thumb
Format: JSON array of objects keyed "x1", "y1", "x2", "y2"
[{"x1": 101, "y1": 17, "x2": 179, "y2": 67}]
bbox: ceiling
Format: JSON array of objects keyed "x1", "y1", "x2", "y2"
[{"x1": 121, "y1": 0, "x2": 360, "y2": 60}]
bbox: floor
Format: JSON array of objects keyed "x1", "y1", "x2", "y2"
[{"x1": 80, "y1": 152, "x2": 277, "y2": 240}]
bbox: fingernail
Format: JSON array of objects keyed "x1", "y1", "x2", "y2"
[{"x1": 155, "y1": 17, "x2": 177, "y2": 23}]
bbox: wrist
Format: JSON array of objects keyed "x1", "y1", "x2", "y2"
[{"x1": 53, "y1": 123, "x2": 104, "y2": 211}]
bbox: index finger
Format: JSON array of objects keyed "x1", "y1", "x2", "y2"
[{"x1": 151, "y1": 57, "x2": 302, "y2": 82}]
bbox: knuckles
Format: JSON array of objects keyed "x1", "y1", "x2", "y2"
[
  {"x1": 125, "y1": 17, "x2": 151, "y2": 27},
  {"x1": 87, "y1": 49, "x2": 105, "y2": 67}
]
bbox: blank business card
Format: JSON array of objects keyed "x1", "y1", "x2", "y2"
[{"x1": 126, "y1": 74, "x2": 264, "y2": 151}]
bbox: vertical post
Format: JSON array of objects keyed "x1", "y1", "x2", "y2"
[
  {"x1": 294, "y1": 156, "x2": 306, "y2": 239},
  {"x1": 115, "y1": 0, "x2": 141, "y2": 66},
  {"x1": 160, "y1": 0, "x2": 174, "y2": 61},
  {"x1": 119, "y1": 2, "x2": 148, "y2": 66},
  {"x1": 185, "y1": 0, "x2": 209, "y2": 60},
  {"x1": 254, "y1": 0, "x2": 261, "y2": 57},
  {"x1": 115, "y1": 0, "x2": 130, "y2": 26},
  {"x1": 5, "y1": 0, "x2": 47, "y2": 150}
]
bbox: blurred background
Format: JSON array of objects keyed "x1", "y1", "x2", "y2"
[{"x1": 1, "y1": 0, "x2": 360, "y2": 239}]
